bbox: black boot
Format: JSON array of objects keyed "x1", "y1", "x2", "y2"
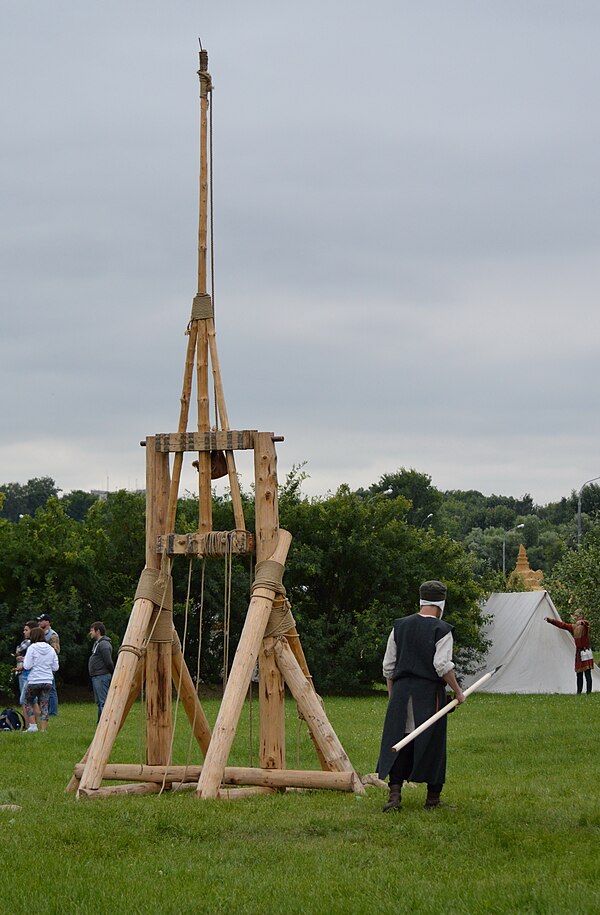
[
  {"x1": 424, "y1": 788, "x2": 441, "y2": 809},
  {"x1": 383, "y1": 784, "x2": 402, "y2": 812}
]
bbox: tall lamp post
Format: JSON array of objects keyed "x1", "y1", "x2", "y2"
[
  {"x1": 577, "y1": 476, "x2": 600, "y2": 547},
  {"x1": 420, "y1": 512, "x2": 434, "y2": 528},
  {"x1": 502, "y1": 523, "x2": 525, "y2": 576}
]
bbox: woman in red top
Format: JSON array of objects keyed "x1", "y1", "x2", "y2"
[{"x1": 545, "y1": 609, "x2": 594, "y2": 694}]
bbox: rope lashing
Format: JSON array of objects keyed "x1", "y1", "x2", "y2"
[
  {"x1": 190, "y1": 293, "x2": 214, "y2": 322},
  {"x1": 134, "y1": 568, "x2": 174, "y2": 612},
  {"x1": 201, "y1": 530, "x2": 241, "y2": 558},
  {"x1": 148, "y1": 608, "x2": 174, "y2": 644},
  {"x1": 117, "y1": 644, "x2": 145, "y2": 661},
  {"x1": 264, "y1": 597, "x2": 296, "y2": 639},
  {"x1": 250, "y1": 559, "x2": 287, "y2": 598}
]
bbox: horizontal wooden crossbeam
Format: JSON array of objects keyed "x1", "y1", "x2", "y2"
[
  {"x1": 157, "y1": 531, "x2": 255, "y2": 557},
  {"x1": 73, "y1": 763, "x2": 356, "y2": 792},
  {"x1": 153, "y1": 431, "x2": 258, "y2": 453}
]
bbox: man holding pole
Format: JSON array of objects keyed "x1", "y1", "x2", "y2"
[{"x1": 377, "y1": 580, "x2": 465, "y2": 812}]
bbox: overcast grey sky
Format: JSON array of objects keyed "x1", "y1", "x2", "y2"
[{"x1": 2, "y1": 1, "x2": 599, "y2": 506}]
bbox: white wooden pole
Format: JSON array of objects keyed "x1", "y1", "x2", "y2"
[{"x1": 391, "y1": 667, "x2": 501, "y2": 753}]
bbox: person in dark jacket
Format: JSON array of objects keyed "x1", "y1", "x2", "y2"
[
  {"x1": 377, "y1": 580, "x2": 465, "y2": 812},
  {"x1": 88, "y1": 622, "x2": 114, "y2": 721}
]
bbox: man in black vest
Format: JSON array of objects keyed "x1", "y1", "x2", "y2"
[{"x1": 377, "y1": 580, "x2": 465, "y2": 811}]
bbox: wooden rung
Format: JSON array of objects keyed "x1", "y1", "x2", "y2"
[
  {"x1": 157, "y1": 531, "x2": 255, "y2": 557},
  {"x1": 154, "y1": 431, "x2": 259, "y2": 453}
]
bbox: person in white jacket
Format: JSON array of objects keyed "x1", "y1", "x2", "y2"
[{"x1": 23, "y1": 626, "x2": 59, "y2": 732}]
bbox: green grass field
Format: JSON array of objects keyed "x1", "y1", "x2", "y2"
[{"x1": 1, "y1": 692, "x2": 599, "y2": 914}]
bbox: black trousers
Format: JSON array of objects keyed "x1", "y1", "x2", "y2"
[
  {"x1": 576, "y1": 669, "x2": 593, "y2": 694},
  {"x1": 389, "y1": 739, "x2": 442, "y2": 794}
]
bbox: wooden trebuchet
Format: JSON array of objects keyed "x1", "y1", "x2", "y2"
[{"x1": 195, "y1": 530, "x2": 293, "y2": 798}]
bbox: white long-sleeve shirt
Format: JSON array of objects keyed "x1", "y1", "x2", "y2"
[{"x1": 23, "y1": 641, "x2": 59, "y2": 685}]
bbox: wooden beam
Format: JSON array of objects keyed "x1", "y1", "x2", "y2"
[
  {"x1": 154, "y1": 431, "x2": 257, "y2": 453},
  {"x1": 78, "y1": 783, "x2": 162, "y2": 800},
  {"x1": 73, "y1": 763, "x2": 356, "y2": 792},
  {"x1": 259, "y1": 638, "x2": 286, "y2": 770},
  {"x1": 145, "y1": 447, "x2": 172, "y2": 767},
  {"x1": 157, "y1": 531, "x2": 255, "y2": 557}
]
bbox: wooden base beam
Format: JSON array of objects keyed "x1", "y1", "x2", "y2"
[{"x1": 73, "y1": 763, "x2": 356, "y2": 791}]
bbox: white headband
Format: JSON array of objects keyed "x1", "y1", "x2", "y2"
[{"x1": 420, "y1": 598, "x2": 445, "y2": 617}]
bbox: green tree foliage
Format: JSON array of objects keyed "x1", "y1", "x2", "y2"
[
  {"x1": 0, "y1": 476, "x2": 60, "y2": 522},
  {"x1": 62, "y1": 489, "x2": 100, "y2": 521},
  {"x1": 366, "y1": 468, "x2": 443, "y2": 527}
]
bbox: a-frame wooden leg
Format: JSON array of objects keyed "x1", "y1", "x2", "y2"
[
  {"x1": 273, "y1": 636, "x2": 365, "y2": 794},
  {"x1": 195, "y1": 530, "x2": 292, "y2": 798},
  {"x1": 66, "y1": 654, "x2": 145, "y2": 793},
  {"x1": 77, "y1": 597, "x2": 157, "y2": 794}
]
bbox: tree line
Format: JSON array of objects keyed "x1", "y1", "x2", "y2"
[{"x1": 0, "y1": 469, "x2": 597, "y2": 698}]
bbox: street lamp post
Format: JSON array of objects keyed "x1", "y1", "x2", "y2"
[
  {"x1": 420, "y1": 512, "x2": 434, "y2": 528},
  {"x1": 502, "y1": 523, "x2": 525, "y2": 576},
  {"x1": 577, "y1": 476, "x2": 600, "y2": 547}
]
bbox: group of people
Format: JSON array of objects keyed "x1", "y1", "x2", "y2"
[
  {"x1": 14, "y1": 616, "x2": 114, "y2": 731},
  {"x1": 376, "y1": 580, "x2": 595, "y2": 813}
]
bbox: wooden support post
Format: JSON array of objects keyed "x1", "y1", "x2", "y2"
[
  {"x1": 196, "y1": 319, "x2": 213, "y2": 533},
  {"x1": 259, "y1": 638, "x2": 286, "y2": 770},
  {"x1": 145, "y1": 639, "x2": 173, "y2": 766},
  {"x1": 254, "y1": 431, "x2": 279, "y2": 562},
  {"x1": 273, "y1": 636, "x2": 365, "y2": 794},
  {"x1": 195, "y1": 59, "x2": 213, "y2": 535},
  {"x1": 196, "y1": 530, "x2": 292, "y2": 799},
  {"x1": 171, "y1": 631, "x2": 212, "y2": 756},
  {"x1": 145, "y1": 444, "x2": 173, "y2": 767}
]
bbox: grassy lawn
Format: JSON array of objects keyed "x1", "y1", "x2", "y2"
[{"x1": 1, "y1": 691, "x2": 599, "y2": 914}]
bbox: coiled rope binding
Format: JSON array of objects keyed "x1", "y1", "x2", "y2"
[{"x1": 134, "y1": 568, "x2": 174, "y2": 612}]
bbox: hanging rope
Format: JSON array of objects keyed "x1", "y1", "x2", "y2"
[
  {"x1": 222, "y1": 533, "x2": 234, "y2": 689},
  {"x1": 159, "y1": 557, "x2": 194, "y2": 795}
]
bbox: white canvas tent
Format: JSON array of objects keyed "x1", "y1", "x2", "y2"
[{"x1": 463, "y1": 590, "x2": 600, "y2": 694}]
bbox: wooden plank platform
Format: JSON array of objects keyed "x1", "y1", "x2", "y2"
[{"x1": 157, "y1": 531, "x2": 255, "y2": 557}]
